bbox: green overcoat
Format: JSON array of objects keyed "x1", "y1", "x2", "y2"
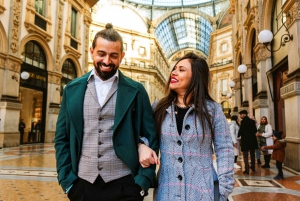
[{"x1": 54, "y1": 70, "x2": 158, "y2": 194}]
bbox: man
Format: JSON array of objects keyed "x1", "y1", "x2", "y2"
[
  {"x1": 238, "y1": 110, "x2": 258, "y2": 174},
  {"x1": 19, "y1": 119, "x2": 26, "y2": 143},
  {"x1": 54, "y1": 23, "x2": 159, "y2": 201}
]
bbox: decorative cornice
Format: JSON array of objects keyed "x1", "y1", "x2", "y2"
[{"x1": 280, "y1": 81, "x2": 300, "y2": 99}]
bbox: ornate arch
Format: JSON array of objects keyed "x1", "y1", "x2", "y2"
[
  {"x1": 152, "y1": 9, "x2": 215, "y2": 28},
  {"x1": 60, "y1": 54, "x2": 83, "y2": 77},
  {"x1": 244, "y1": 24, "x2": 256, "y2": 65},
  {"x1": 0, "y1": 21, "x2": 8, "y2": 53},
  {"x1": 20, "y1": 34, "x2": 54, "y2": 71}
]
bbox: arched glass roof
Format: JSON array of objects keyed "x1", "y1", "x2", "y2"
[
  {"x1": 127, "y1": 0, "x2": 214, "y2": 7},
  {"x1": 155, "y1": 13, "x2": 213, "y2": 58}
]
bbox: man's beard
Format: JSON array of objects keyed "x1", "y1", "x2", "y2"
[{"x1": 94, "y1": 62, "x2": 118, "y2": 80}]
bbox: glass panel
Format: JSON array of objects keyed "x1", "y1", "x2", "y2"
[
  {"x1": 35, "y1": 0, "x2": 45, "y2": 16},
  {"x1": 23, "y1": 41, "x2": 46, "y2": 69},
  {"x1": 128, "y1": 0, "x2": 212, "y2": 7},
  {"x1": 155, "y1": 13, "x2": 212, "y2": 58},
  {"x1": 71, "y1": 8, "x2": 77, "y2": 38}
]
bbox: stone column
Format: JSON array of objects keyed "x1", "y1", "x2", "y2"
[
  {"x1": 0, "y1": 0, "x2": 23, "y2": 147},
  {"x1": 281, "y1": 0, "x2": 300, "y2": 171}
]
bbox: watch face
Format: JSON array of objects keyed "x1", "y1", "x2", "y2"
[{"x1": 140, "y1": 190, "x2": 145, "y2": 196}]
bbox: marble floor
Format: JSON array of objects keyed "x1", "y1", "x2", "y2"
[{"x1": 0, "y1": 144, "x2": 300, "y2": 201}]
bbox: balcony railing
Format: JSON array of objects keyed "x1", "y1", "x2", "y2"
[
  {"x1": 122, "y1": 62, "x2": 166, "y2": 82},
  {"x1": 34, "y1": 15, "x2": 47, "y2": 31},
  {"x1": 210, "y1": 59, "x2": 233, "y2": 68}
]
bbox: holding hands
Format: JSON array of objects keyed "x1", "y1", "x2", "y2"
[
  {"x1": 256, "y1": 132, "x2": 262, "y2": 137},
  {"x1": 138, "y1": 144, "x2": 159, "y2": 168}
]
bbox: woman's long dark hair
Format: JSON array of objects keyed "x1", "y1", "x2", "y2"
[{"x1": 154, "y1": 52, "x2": 215, "y2": 142}]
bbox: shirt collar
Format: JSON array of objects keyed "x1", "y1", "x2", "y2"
[{"x1": 87, "y1": 68, "x2": 119, "y2": 83}]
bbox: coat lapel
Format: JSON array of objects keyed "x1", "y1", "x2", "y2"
[
  {"x1": 114, "y1": 71, "x2": 138, "y2": 132},
  {"x1": 67, "y1": 73, "x2": 90, "y2": 142}
]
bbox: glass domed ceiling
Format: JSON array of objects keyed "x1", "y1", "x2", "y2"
[{"x1": 127, "y1": 0, "x2": 213, "y2": 7}]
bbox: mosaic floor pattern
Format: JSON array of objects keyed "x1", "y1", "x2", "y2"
[{"x1": 0, "y1": 144, "x2": 300, "y2": 201}]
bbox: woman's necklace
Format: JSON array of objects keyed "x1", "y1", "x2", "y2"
[{"x1": 175, "y1": 104, "x2": 190, "y2": 115}]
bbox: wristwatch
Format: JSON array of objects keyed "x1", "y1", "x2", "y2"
[{"x1": 138, "y1": 136, "x2": 149, "y2": 147}]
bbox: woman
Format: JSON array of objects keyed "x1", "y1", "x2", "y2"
[
  {"x1": 229, "y1": 115, "x2": 241, "y2": 169},
  {"x1": 138, "y1": 53, "x2": 234, "y2": 201},
  {"x1": 256, "y1": 116, "x2": 273, "y2": 168}
]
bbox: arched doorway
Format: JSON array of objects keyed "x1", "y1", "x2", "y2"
[{"x1": 19, "y1": 41, "x2": 47, "y2": 144}]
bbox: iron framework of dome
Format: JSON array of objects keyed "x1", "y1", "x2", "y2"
[{"x1": 118, "y1": 0, "x2": 230, "y2": 58}]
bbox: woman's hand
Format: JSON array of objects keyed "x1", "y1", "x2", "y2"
[
  {"x1": 256, "y1": 132, "x2": 262, "y2": 137},
  {"x1": 138, "y1": 144, "x2": 159, "y2": 168},
  {"x1": 261, "y1": 146, "x2": 266, "y2": 150}
]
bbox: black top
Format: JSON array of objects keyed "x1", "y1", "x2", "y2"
[{"x1": 175, "y1": 105, "x2": 189, "y2": 135}]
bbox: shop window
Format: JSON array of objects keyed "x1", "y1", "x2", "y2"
[{"x1": 21, "y1": 41, "x2": 46, "y2": 70}]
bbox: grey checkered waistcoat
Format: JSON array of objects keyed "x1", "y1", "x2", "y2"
[{"x1": 78, "y1": 77, "x2": 131, "y2": 184}]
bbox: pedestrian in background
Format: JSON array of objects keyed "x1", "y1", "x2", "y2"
[
  {"x1": 256, "y1": 116, "x2": 273, "y2": 168},
  {"x1": 229, "y1": 115, "x2": 241, "y2": 169},
  {"x1": 261, "y1": 131, "x2": 286, "y2": 180},
  {"x1": 238, "y1": 110, "x2": 258, "y2": 174}
]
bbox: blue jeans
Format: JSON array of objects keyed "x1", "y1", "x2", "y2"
[{"x1": 256, "y1": 142, "x2": 267, "y2": 159}]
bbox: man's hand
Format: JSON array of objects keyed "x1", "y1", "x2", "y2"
[{"x1": 138, "y1": 144, "x2": 159, "y2": 168}]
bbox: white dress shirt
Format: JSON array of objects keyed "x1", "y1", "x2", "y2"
[{"x1": 88, "y1": 69, "x2": 119, "y2": 107}]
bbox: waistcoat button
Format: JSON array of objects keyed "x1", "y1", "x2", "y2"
[
  {"x1": 98, "y1": 116, "x2": 103, "y2": 121},
  {"x1": 98, "y1": 141, "x2": 102, "y2": 145},
  {"x1": 98, "y1": 129, "x2": 102, "y2": 133},
  {"x1": 177, "y1": 140, "x2": 182, "y2": 146},
  {"x1": 98, "y1": 166, "x2": 103, "y2": 171},
  {"x1": 185, "y1": 125, "x2": 190, "y2": 130},
  {"x1": 98, "y1": 154, "x2": 102, "y2": 158}
]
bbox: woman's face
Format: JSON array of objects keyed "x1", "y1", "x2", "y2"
[
  {"x1": 261, "y1": 117, "x2": 266, "y2": 124},
  {"x1": 169, "y1": 59, "x2": 192, "y2": 95}
]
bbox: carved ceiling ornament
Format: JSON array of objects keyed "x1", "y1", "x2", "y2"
[{"x1": 10, "y1": 0, "x2": 21, "y2": 53}]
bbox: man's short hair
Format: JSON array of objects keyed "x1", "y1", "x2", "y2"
[
  {"x1": 91, "y1": 23, "x2": 123, "y2": 52},
  {"x1": 238, "y1": 110, "x2": 248, "y2": 115}
]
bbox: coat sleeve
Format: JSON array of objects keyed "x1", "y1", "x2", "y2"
[
  {"x1": 262, "y1": 124, "x2": 273, "y2": 138},
  {"x1": 54, "y1": 87, "x2": 77, "y2": 192},
  {"x1": 133, "y1": 83, "x2": 159, "y2": 193},
  {"x1": 265, "y1": 141, "x2": 281, "y2": 150},
  {"x1": 212, "y1": 103, "x2": 235, "y2": 200},
  {"x1": 229, "y1": 123, "x2": 237, "y2": 144}
]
